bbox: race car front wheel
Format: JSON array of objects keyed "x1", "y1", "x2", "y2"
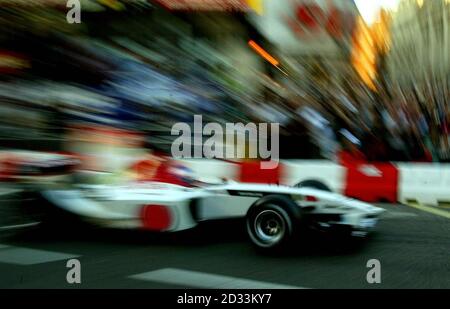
[{"x1": 246, "y1": 196, "x2": 301, "y2": 251}]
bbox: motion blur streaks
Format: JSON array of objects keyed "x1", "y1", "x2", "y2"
[
  {"x1": 0, "y1": 0, "x2": 450, "y2": 291},
  {"x1": 0, "y1": 0, "x2": 449, "y2": 163}
]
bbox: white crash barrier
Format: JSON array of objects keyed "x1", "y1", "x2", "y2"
[
  {"x1": 182, "y1": 159, "x2": 450, "y2": 206},
  {"x1": 64, "y1": 124, "x2": 146, "y2": 173},
  {"x1": 180, "y1": 159, "x2": 239, "y2": 181},
  {"x1": 397, "y1": 163, "x2": 450, "y2": 206},
  {"x1": 71, "y1": 143, "x2": 146, "y2": 172},
  {"x1": 0, "y1": 150, "x2": 68, "y2": 161},
  {"x1": 6, "y1": 147, "x2": 450, "y2": 206},
  {"x1": 179, "y1": 159, "x2": 344, "y2": 194},
  {"x1": 281, "y1": 160, "x2": 345, "y2": 194}
]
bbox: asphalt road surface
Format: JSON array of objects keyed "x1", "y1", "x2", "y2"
[{"x1": 0, "y1": 189, "x2": 449, "y2": 289}]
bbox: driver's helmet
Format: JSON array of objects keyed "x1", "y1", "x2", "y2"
[{"x1": 168, "y1": 164, "x2": 197, "y2": 186}]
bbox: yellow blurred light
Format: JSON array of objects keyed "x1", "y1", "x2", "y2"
[
  {"x1": 246, "y1": 0, "x2": 264, "y2": 15},
  {"x1": 98, "y1": 0, "x2": 125, "y2": 11},
  {"x1": 371, "y1": 9, "x2": 391, "y2": 53},
  {"x1": 350, "y1": 16, "x2": 381, "y2": 91},
  {"x1": 417, "y1": 0, "x2": 424, "y2": 7}
]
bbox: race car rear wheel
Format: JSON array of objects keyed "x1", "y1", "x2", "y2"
[
  {"x1": 246, "y1": 195, "x2": 301, "y2": 250},
  {"x1": 295, "y1": 180, "x2": 331, "y2": 192}
]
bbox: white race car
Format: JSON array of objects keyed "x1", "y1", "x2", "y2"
[{"x1": 40, "y1": 177, "x2": 385, "y2": 250}]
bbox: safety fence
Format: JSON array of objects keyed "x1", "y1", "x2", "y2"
[{"x1": 2, "y1": 149, "x2": 450, "y2": 206}]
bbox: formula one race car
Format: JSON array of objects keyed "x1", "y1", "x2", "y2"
[{"x1": 40, "y1": 177, "x2": 385, "y2": 250}]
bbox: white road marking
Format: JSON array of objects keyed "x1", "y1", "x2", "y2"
[
  {"x1": 129, "y1": 268, "x2": 306, "y2": 289},
  {"x1": 380, "y1": 211, "x2": 418, "y2": 219},
  {"x1": 0, "y1": 244, "x2": 79, "y2": 265},
  {"x1": 0, "y1": 188, "x2": 22, "y2": 197},
  {"x1": 0, "y1": 222, "x2": 41, "y2": 230},
  {"x1": 405, "y1": 202, "x2": 450, "y2": 220}
]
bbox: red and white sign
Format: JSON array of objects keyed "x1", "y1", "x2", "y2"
[
  {"x1": 285, "y1": 0, "x2": 355, "y2": 40},
  {"x1": 181, "y1": 158, "x2": 399, "y2": 204},
  {"x1": 249, "y1": 0, "x2": 358, "y2": 55}
]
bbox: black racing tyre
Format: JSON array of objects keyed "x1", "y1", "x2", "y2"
[
  {"x1": 295, "y1": 180, "x2": 331, "y2": 192},
  {"x1": 246, "y1": 195, "x2": 302, "y2": 251}
]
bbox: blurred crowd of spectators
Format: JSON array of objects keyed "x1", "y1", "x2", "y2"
[
  {"x1": 249, "y1": 84, "x2": 450, "y2": 163},
  {"x1": 1, "y1": 7, "x2": 449, "y2": 164},
  {"x1": 2, "y1": 31, "x2": 449, "y2": 164}
]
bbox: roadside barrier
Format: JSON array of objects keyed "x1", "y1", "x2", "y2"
[{"x1": 3, "y1": 149, "x2": 450, "y2": 206}]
